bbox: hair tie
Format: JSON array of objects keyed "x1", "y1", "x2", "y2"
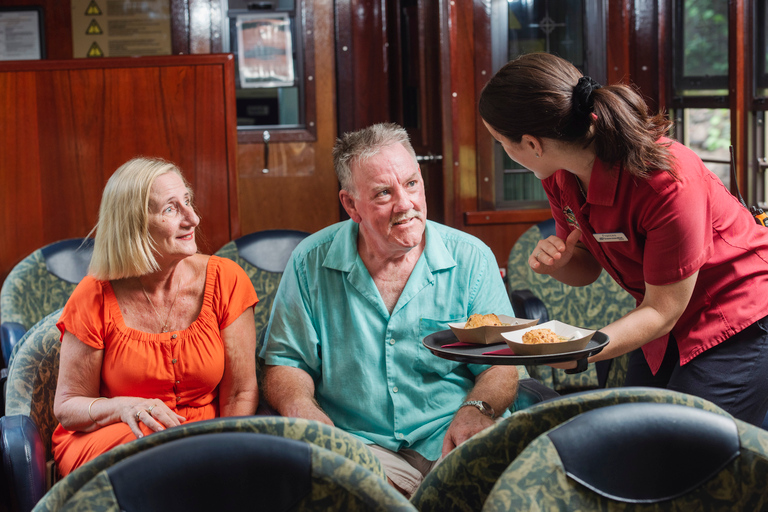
[{"x1": 573, "y1": 76, "x2": 602, "y2": 116}]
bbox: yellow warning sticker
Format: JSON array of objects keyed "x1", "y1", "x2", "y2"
[
  {"x1": 86, "y1": 19, "x2": 103, "y2": 35},
  {"x1": 85, "y1": 1, "x2": 102, "y2": 15},
  {"x1": 87, "y1": 41, "x2": 104, "y2": 57}
]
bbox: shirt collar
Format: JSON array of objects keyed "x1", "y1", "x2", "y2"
[
  {"x1": 587, "y1": 157, "x2": 620, "y2": 207},
  {"x1": 322, "y1": 219, "x2": 456, "y2": 273}
]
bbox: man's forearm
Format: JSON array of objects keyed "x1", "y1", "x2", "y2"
[
  {"x1": 263, "y1": 365, "x2": 334, "y2": 425},
  {"x1": 464, "y1": 365, "x2": 520, "y2": 415}
]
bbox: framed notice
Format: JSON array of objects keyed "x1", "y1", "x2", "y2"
[
  {"x1": 0, "y1": 7, "x2": 44, "y2": 61},
  {"x1": 236, "y1": 13, "x2": 295, "y2": 89},
  {"x1": 71, "y1": 0, "x2": 171, "y2": 58}
]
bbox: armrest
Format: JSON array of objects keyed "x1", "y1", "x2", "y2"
[
  {"x1": 0, "y1": 415, "x2": 47, "y2": 512},
  {"x1": 511, "y1": 378, "x2": 560, "y2": 412},
  {"x1": 509, "y1": 289, "x2": 549, "y2": 323},
  {"x1": 0, "y1": 322, "x2": 27, "y2": 368}
]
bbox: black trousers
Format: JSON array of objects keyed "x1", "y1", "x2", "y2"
[{"x1": 624, "y1": 314, "x2": 768, "y2": 427}]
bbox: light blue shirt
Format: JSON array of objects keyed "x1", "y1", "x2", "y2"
[{"x1": 262, "y1": 219, "x2": 518, "y2": 460}]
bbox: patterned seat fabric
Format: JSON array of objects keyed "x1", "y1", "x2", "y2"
[
  {"x1": 36, "y1": 416, "x2": 389, "y2": 512},
  {"x1": 5, "y1": 309, "x2": 63, "y2": 457},
  {"x1": 214, "y1": 229, "x2": 310, "y2": 383},
  {"x1": 506, "y1": 219, "x2": 636, "y2": 392},
  {"x1": 410, "y1": 387, "x2": 731, "y2": 512},
  {"x1": 483, "y1": 403, "x2": 768, "y2": 511},
  {"x1": 0, "y1": 238, "x2": 93, "y2": 367},
  {"x1": 54, "y1": 435, "x2": 416, "y2": 512}
]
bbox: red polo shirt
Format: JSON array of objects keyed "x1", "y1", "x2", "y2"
[{"x1": 543, "y1": 139, "x2": 768, "y2": 374}]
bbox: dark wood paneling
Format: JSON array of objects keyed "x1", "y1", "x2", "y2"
[
  {"x1": 729, "y1": 0, "x2": 750, "y2": 200},
  {"x1": 607, "y1": 0, "x2": 632, "y2": 85},
  {"x1": 0, "y1": 55, "x2": 239, "y2": 281},
  {"x1": 335, "y1": 0, "x2": 391, "y2": 134}
]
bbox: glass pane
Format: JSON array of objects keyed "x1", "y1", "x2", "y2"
[
  {"x1": 681, "y1": 108, "x2": 731, "y2": 185},
  {"x1": 676, "y1": 0, "x2": 728, "y2": 92},
  {"x1": 497, "y1": 0, "x2": 582, "y2": 207},
  {"x1": 226, "y1": 1, "x2": 303, "y2": 129},
  {"x1": 501, "y1": 153, "x2": 547, "y2": 202},
  {"x1": 507, "y1": 0, "x2": 584, "y2": 69}
]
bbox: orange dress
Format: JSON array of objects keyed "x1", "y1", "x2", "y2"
[{"x1": 51, "y1": 256, "x2": 257, "y2": 476}]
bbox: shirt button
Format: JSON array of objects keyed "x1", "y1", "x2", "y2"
[
  {"x1": 177, "y1": 396, "x2": 181, "y2": 400},
  {"x1": 171, "y1": 334, "x2": 177, "y2": 339},
  {"x1": 176, "y1": 380, "x2": 180, "y2": 384},
  {"x1": 396, "y1": 433, "x2": 404, "y2": 439},
  {"x1": 393, "y1": 387, "x2": 399, "y2": 393},
  {"x1": 389, "y1": 339, "x2": 396, "y2": 345},
  {"x1": 172, "y1": 359, "x2": 177, "y2": 364}
]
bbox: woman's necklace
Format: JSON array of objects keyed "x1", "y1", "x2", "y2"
[
  {"x1": 576, "y1": 178, "x2": 588, "y2": 199},
  {"x1": 140, "y1": 275, "x2": 182, "y2": 333}
]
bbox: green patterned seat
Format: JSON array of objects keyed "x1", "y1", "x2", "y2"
[
  {"x1": 483, "y1": 403, "x2": 768, "y2": 511},
  {"x1": 1, "y1": 308, "x2": 64, "y2": 511},
  {"x1": 410, "y1": 387, "x2": 731, "y2": 512},
  {"x1": 506, "y1": 219, "x2": 636, "y2": 392},
  {"x1": 5, "y1": 308, "x2": 63, "y2": 455},
  {"x1": 0, "y1": 238, "x2": 93, "y2": 367},
  {"x1": 34, "y1": 416, "x2": 391, "y2": 512},
  {"x1": 40, "y1": 433, "x2": 415, "y2": 512},
  {"x1": 214, "y1": 229, "x2": 309, "y2": 383}
]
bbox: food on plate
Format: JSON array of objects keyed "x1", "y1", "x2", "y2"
[
  {"x1": 522, "y1": 328, "x2": 569, "y2": 345},
  {"x1": 464, "y1": 313, "x2": 507, "y2": 328}
]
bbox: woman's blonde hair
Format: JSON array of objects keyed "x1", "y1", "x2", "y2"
[{"x1": 88, "y1": 157, "x2": 193, "y2": 280}]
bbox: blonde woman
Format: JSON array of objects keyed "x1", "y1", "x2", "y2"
[{"x1": 52, "y1": 157, "x2": 258, "y2": 476}]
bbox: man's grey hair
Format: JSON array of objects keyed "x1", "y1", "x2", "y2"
[{"x1": 332, "y1": 123, "x2": 418, "y2": 193}]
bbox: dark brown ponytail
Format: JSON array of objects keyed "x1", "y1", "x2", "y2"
[{"x1": 479, "y1": 53, "x2": 675, "y2": 179}]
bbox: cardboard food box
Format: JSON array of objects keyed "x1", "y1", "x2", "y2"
[{"x1": 502, "y1": 320, "x2": 595, "y2": 355}]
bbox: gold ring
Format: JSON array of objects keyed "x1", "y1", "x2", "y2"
[
  {"x1": 135, "y1": 410, "x2": 142, "y2": 422},
  {"x1": 147, "y1": 405, "x2": 156, "y2": 414}
]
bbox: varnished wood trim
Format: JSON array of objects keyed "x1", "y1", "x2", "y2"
[{"x1": 465, "y1": 209, "x2": 552, "y2": 226}]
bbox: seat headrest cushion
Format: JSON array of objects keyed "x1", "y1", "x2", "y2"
[
  {"x1": 235, "y1": 230, "x2": 308, "y2": 273},
  {"x1": 547, "y1": 402, "x2": 739, "y2": 503},
  {"x1": 41, "y1": 238, "x2": 94, "y2": 284},
  {"x1": 107, "y1": 432, "x2": 311, "y2": 512}
]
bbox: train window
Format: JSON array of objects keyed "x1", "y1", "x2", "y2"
[
  {"x1": 490, "y1": 0, "x2": 606, "y2": 210},
  {"x1": 670, "y1": 0, "x2": 730, "y2": 185},
  {"x1": 222, "y1": 0, "x2": 316, "y2": 144}
]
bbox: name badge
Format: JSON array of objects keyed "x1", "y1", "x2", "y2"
[{"x1": 594, "y1": 232, "x2": 628, "y2": 242}]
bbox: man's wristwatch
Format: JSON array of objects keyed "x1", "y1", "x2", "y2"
[{"x1": 459, "y1": 400, "x2": 495, "y2": 419}]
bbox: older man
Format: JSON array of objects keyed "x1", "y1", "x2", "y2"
[{"x1": 261, "y1": 123, "x2": 521, "y2": 497}]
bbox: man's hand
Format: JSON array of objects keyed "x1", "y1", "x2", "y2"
[{"x1": 441, "y1": 405, "x2": 495, "y2": 457}]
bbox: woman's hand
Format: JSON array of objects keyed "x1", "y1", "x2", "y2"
[
  {"x1": 120, "y1": 398, "x2": 187, "y2": 439},
  {"x1": 530, "y1": 228, "x2": 582, "y2": 273}
]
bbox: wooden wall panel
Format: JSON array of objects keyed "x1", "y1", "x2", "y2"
[{"x1": 0, "y1": 55, "x2": 238, "y2": 282}]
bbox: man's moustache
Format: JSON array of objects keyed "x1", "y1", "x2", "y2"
[{"x1": 391, "y1": 212, "x2": 422, "y2": 225}]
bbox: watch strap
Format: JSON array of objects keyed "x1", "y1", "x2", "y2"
[{"x1": 459, "y1": 400, "x2": 495, "y2": 419}]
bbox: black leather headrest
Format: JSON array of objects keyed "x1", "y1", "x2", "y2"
[
  {"x1": 40, "y1": 238, "x2": 94, "y2": 284},
  {"x1": 107, "y1": 432, "x2": 312, "y2": 511},
  {"x1": 547, "y1": 402, "x2": 739, "y2": 503},
  {"x1": 234, "y1": 229, "x2": 309, "y2": 273},
  {"x1": 537, "y1": 218, "x2": 556, "y2": 238}
]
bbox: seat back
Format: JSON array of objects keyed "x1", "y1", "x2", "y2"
[
  {"x1": 410, "y1": 387, "x2": 731, "y2": 512},
  {"x1": 484, "y1": 403, "x2": 768, "y2": 511},
  {"x1": 4, "y1": 309, "x2": 62, "y2": 457},
  {"x1": 506, "y1": 219, "x2": 635, "y2": 391},
  {"x1": 0, "y1": 239, "x2": 93, "y2": 366},
  {"x1": 52, "y1": 433, "x2": 416, "y2": 512},
  {"x1": 214, "y1": 229, "x2": 310, "y2": 379},
  {"x1": 37, "y1": 416, "x2": 389, "y2": 512}
]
